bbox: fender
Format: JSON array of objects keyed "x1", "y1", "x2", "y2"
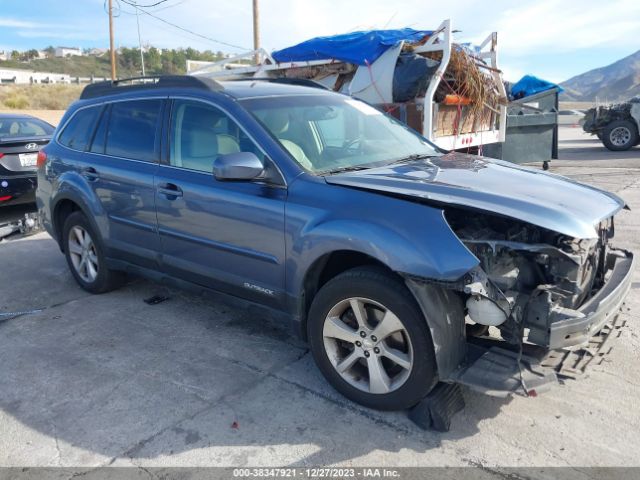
[
  {"x1": 50, "y1": 170, "x2": 110, "y2": 247},
  {"x1": 285, "y1": 180, "x2": 478, "y2": 376},
  {"x1": 286, "y1": 180, "x2": 479, "y2": 300}
]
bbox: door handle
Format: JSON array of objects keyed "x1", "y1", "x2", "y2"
[
  {"x1": 157, "y1": 182, "x2": 183, "y2": 199},
  {"x1": 82, "y1": 167, "x2": 99, "y2": 181}
]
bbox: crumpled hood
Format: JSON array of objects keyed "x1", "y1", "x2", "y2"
[{"x1": 325, "y1": 153, "x2": 626, "y2": 239}]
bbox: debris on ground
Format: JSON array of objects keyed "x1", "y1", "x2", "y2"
[{"x1": 0, "y1": 211, "x2": 40, "y2": 240}]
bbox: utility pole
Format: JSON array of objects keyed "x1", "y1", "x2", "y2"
[
  {"x1": 252, "y1": 0, "x2": 260, "y2": 64},
  {"x1": 134, "y1": 2, "x2": 146, "y2": 76},
  {"x1": 108, "y1": 0, "x2": 117, "y2": 81}
]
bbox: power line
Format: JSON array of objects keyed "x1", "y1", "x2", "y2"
[
  {"x1": 119, "y1": 0, "x2": 249, "y2": 50},
  {"x1": 125, "y1": 0, "x2": 171, "y2": 7}
]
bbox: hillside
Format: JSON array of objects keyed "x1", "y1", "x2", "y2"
[
  {"x1": 560, "y1": 50, "x2": 640, "y2": 102},
  {"x1": 0, "y1": 55, "x2": 139, "y2": 78},
  {"x1": 0, "y1": 47, "x2": 226, "y2": 78}
]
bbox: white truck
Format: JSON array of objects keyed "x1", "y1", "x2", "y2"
[{"x1": 187, "y1": 19, "x2": 507, "y2": 152}]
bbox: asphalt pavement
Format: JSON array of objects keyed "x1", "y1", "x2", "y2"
[{"x1": 0, "y1": 126, "x2": 639, "y2": 470}]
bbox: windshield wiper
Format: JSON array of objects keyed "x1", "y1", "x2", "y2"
[
  {"x1": 385, "y1": 153, "x2": 435, "y2": 166},
  {"x1": 320, "y1": 153, "x2": 436, "y2": 175},
  {"x1": 320, "y1": 165, "x2": 371, "y2": 175}
]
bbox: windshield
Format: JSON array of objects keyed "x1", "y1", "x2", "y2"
[
  {"x1": 240, "y1": 94, "x2": 440, "y2": 173},
  {"x1": 0, "y1": 117, "x2": 54, "y2": 139}
]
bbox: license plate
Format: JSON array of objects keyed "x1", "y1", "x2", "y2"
[{"x1": 19, "y1": 153, "x2": 37, "y2": 167}]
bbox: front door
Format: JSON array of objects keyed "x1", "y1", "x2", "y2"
[{"x1": 154, "y1": 98, "x2": 287, "y2": 308}]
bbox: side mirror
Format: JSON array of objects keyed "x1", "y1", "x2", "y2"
[{"x1": 213, "y1": 152, "x2": 264, "y2": 181}]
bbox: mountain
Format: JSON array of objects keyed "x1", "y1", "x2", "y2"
[{"x1": 560, "y1": 50, "x2": 640, "y2": 102}]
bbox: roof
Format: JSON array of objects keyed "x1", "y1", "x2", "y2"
[
  {"x1": 79, "y1": 75, "x2": 334, "y2": 101},
  {"x1": 218, "y1": 80, "x2": 333, "y2": 99},
  {"x1": 0, "y1": 113, "x2": 42, "y2": 120}
]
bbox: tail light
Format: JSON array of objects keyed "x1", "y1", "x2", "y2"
[
  {"x1": 0, "y1": 195, "x2": 12, "y2": 202},
  {"x1": 0, "y1": 153, "x2": 4, "y2": 159},
  {"x1": 36, "y1": 149, "x2": 47, "y2": 169}
]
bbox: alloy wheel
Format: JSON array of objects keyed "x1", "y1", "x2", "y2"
[
  {"x1": 68, "y1": 225, "x2": 99, "y2": 283},
  {"x1": 322, "y1": 297, "x2": 413, "y2": 394}
]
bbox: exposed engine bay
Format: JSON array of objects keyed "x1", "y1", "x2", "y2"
[{"x1": 444, "y1": 208, "x2": 618, "y2": 349}]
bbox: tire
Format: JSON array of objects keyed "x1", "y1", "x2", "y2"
[
  {"x1": 307, "y1": 266, "x2": 439, "y2": 411},
  {"x1": 601, "y1": 120, "x2": 639, "y2": 151},
  {"x1": 62, "y1": 211, "x2": 125, "y2": 294}
]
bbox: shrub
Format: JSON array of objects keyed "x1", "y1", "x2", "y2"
[
  {"x1": 0, "y1": 84, "x2": 82, "y2": 110},
  {"x1": 3, "y1": 94, "x2": 29, "y2": 109}
]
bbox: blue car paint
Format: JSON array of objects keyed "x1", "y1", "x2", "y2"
[
  {"x1": 283, "y1": 176, "x2": 479, "y2": 308},
  {"x1": 37, "y1": 81, "x2": 625, "y2": 349},
  {"x1": 326, "y1": 152, "x2": 626, "y2": 240},
  {"x1": 154, "y1": 163, "x2": 288, "y2": 308}
]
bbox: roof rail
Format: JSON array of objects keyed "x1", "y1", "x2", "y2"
[
  {"x1": 80, "y1": 75, "x2": 223, "y2": 99},
  {"x1": 229, "y1": 77, "x2": 329, "y2": 90}
]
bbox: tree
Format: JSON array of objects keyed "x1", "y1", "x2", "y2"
[
  {"x1": 10, "y1": 50, "x2": 20, "y2": 60},
  {"x1": 24, "y1": 49, "x2": 39, "y2": 60},
  {"x1": 145, "y1": 47, "x2": 162, "y2": 74},
  {"x1": 44, "y1": 46, "x2": 55, "y2": 58}
]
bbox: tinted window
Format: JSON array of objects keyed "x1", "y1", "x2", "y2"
[
  {"x1": 105, "y1": 100, "x2": 161, "y2": 162},
  {"x1": 0, "y1": 118, "x2": 54, "y2": 138},
  {"x1": 58, "y1": 107, "x2": 101, "y2": 150},
  {"x1": 170, "y1": 100, "x2": 265, "y2": 173},
  {"x1": 89, "y1": 106, "x2": 109, "y2": 154}
]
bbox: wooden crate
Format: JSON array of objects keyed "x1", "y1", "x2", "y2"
[{"x1": 435, "y1": 104, "x2": 492, "y2": 136}]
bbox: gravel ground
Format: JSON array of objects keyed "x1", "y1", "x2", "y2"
[{"x1": 0, "y1": 126, "x2": 638, "y2": 471}]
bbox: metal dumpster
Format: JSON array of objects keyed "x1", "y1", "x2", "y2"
[{"x1": 483, "y1": 87, "x2": 559, "y2": 169}]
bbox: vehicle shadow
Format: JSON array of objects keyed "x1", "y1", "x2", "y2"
[{"x1": 0, "y1": 237, "x2": 511, "y2": 466}]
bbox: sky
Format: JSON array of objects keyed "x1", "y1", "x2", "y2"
[{"x1": 0, "y1": 0, "x2": 639, "y2": 83}]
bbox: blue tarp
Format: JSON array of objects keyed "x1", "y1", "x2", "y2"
[
  {"x1": 271, "y1": 28, "x2": 433, "y2": 66},
  {"x1": 510, "y1": 75, "x2": 564, "y2": 99}
]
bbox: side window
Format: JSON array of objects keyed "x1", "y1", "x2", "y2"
[
  {"x1": 105, "y1": 99, "x2": 162, "y2": 162},
  {"x1": 58, "y1": 106, "x2": 101, "y2": 151},
  {"x1": 89, "y1": 105, "x2": 109, "y2": 154},
  {"x1": 170, "y1": 99, "x2": 266, "y2": 173}
]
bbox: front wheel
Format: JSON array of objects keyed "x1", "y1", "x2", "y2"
[
  {"x1": 601, "y1": 120, "x2": 639, "y2": 151},
  {"x1": 307, "y1": 267, "x2": 438, "y2": 410},
  {"x1": 62, "y1": 211, "x2": 125, "y2": 294}
]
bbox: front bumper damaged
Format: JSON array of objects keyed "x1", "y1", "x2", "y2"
[
  {"x1": 546, "y1": 249, "x2": 634, "y2": 349},
  {"x1": 409, "y1": 248, "x2": 634, "y2": 398}
]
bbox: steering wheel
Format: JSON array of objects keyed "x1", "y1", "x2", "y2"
[{"x1": 343, "y1": 138, "x2": 362, "y2": 152}]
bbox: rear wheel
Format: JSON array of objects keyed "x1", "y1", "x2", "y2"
[
  {"x1": 62, "y1": 211, "x2": 125, "y2": 293},
  {"x1": 601, "y1": 120, "x2": 639, "y2": 151},
  {"x1": 307, "y1": 267, "x2": 438, "y2": 410}
]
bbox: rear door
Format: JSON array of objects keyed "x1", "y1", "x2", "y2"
[{"x1": 82, "y1": 98, "x2": 164, "y2": 268}]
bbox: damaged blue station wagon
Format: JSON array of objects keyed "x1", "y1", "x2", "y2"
[{"x1": 36, "y1": 76, "x2": 634, "y2": 412}]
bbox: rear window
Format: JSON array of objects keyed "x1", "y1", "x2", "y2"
[
  {"x1": 105, "y1": 99, "x2": 162, "y2": 162},
  {"x1": 0, "y1": 118, "x2": 54, "y2": 139},
  {"x1": 58, "y1": 106, "x2": 101, "y2": 151}
]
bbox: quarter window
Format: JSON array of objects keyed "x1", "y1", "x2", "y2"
[
  {"x1": 58, "y1": 106, "x2": 102, "y2": 151},
  {"x1": 105, "y1": 99, "x2": 162, "y2": 162},
  {"x1": 169, "y1": 100, "x2": 265, "y2": 173}
]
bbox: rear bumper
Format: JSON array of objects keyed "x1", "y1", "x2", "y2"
[
  {"x1": 0, "y1": 175, "x2": 37, "y2": 206},
  {"x1": 548, "y1": 249, "x2": 634, "y2": 349}
]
